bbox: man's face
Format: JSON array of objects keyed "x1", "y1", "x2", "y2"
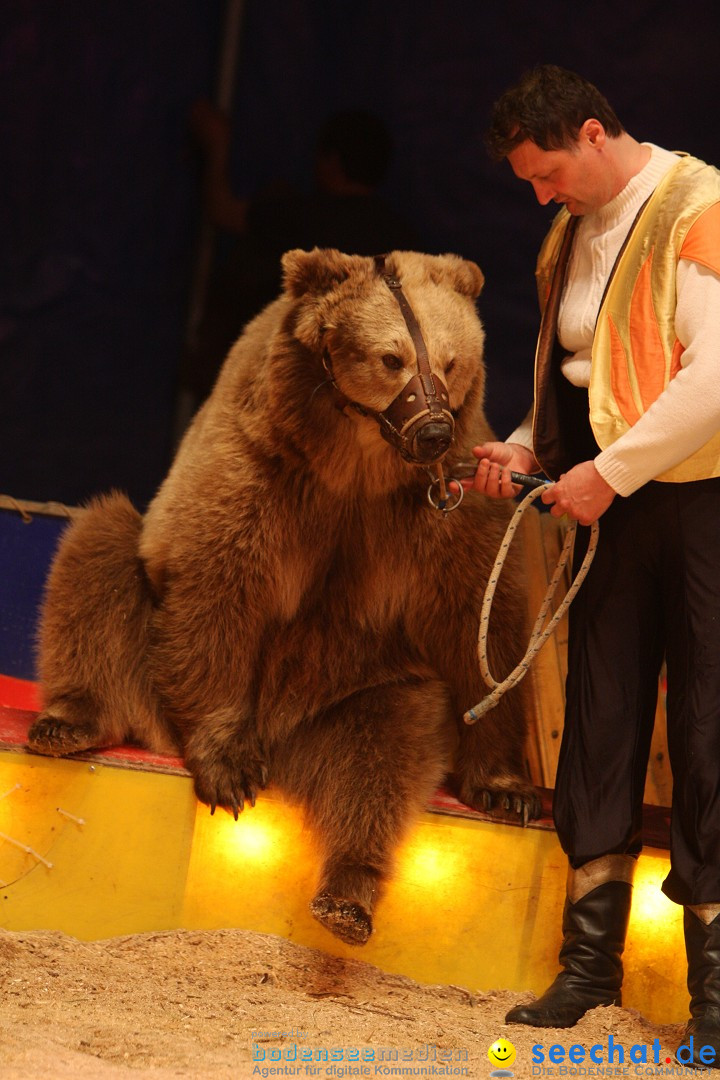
[{"x1": 506, "y1": 125, "x2": 614, "y2": 215}]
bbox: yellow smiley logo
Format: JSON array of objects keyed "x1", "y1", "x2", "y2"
[{"x1": 488, "y1": 1038, "x2": 516, "y2": 1068}]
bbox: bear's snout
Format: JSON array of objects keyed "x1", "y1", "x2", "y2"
[{"x1": 411, "y1": 420, "x2": 454, "y2": 463}]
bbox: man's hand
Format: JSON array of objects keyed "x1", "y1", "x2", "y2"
[
  {"x1": 459, "y1": 441, "x2": 540, "y2": 499},
  {"x1": 541, "y1": 461, "x2": 616, "y2": 524}
]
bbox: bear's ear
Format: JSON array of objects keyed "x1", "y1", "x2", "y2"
[
  {"x1": 281, "y1": 247, "x2": 355, "y2": 298},
  {"x1": 454, "y1": 258, "x2": 485, "y2": 299},
  {"x1": 431, "y1": 254, "x2": 485, "y2": 299}
]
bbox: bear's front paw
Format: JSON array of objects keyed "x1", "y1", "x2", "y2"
[
  {"x1": 459, "y1": 780, "x2": 542, "y2": 827},
  {"x1": 188, "y1": 744, "x2": 268, "y2": 820},
  {"x1": 27, "y1": 712, "x2": 102, "y2": 757}
]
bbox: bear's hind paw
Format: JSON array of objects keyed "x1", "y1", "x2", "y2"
[
  {"x1": 310, "y1": 893, "x2": 373, "y2": 946},
  {"x1": 27, "y1": 712, "x2": 103, "y2": 757}
]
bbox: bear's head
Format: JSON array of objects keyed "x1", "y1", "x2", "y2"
[{"x1": 279, "y1": 247, "x2": 487, "y2": 470}]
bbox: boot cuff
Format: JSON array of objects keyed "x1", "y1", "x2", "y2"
[
  {"x1": 568, "y1": 855, "x2": 637, "y2": 903},
  {"x1": 688, "y1": 903, "x2": 720, "y2": 926}
]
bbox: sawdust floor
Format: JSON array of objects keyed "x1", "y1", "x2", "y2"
[{"x1": 0, "y1": 926, "x2": 688, "y2": 1079}]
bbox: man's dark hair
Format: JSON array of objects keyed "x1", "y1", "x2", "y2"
[
  {"x1": 486, "y1": 64, "x2": 625, "y2": 160},
  {"x1": 316, "y1": 110, "x2": 394, "y2": 188}
]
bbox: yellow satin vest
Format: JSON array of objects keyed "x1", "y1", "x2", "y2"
[{"x1": 535, "y1": 154, "x2": 720, "y2": 482}]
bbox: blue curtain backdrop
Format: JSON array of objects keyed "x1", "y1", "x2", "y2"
[{"x1": 2, "y1": 1, "x2": 718, "y2": 508}]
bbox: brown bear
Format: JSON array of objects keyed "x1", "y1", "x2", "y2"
[{"x1": 28, "y1": 248, "x2": 538, "y2": 946}]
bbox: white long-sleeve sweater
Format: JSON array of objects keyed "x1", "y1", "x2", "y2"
[{"x1": 509, "y1": 144, "x2": 720, "y2": 496}]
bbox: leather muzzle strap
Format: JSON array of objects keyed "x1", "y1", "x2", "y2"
[{"x1": 375, "y1": 257, "x2": 434, "y2": 383}]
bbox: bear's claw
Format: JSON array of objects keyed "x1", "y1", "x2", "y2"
[
  {"x1": 189, "y1": 746, "x2": 268, "y2": 821},
  {"x1": 465, "y1": 785, "x2": 541, "y2": 826}
]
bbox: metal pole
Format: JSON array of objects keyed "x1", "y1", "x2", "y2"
[{"x1": 174, "y1": 0, "x2": 247, "y2": 444}]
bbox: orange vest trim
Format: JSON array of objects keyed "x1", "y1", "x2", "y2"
[
  {"x1": 607, "y1": 250, "x2": 670, "y2": 427},
  {"x1": 608, "y1": 315, "x2": 641, "y2": 428},
  {"x1": 629, "y1": 250, "x2": 669, "y2": 412},
  {"x1": 679, "y1": 201, "x2": 720, "y2": 275}
]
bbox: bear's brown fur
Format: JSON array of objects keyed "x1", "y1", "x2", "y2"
[{"x1": 29, "y1": 248, "x2": 537, "y2": 946}]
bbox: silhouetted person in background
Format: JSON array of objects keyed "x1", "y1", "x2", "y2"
[{"x1": 183, "y1": 104, "x2": 418, "y2": 403}]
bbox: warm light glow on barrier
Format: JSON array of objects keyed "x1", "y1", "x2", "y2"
[
  {"x1": 625, "y1": 851, "x2": 684, "y2": 1012},
  {"x1": 192, "y1": 804, "x2": 469, "y2": 887},
  {"x1": 198, "y1": 804, "x2": 281, "y2": 863},
  {"x1": 395, "y1": 828, "x2": 465, "y2": 887},
  {"x1": 182, "y1": 792, "x2": 322, "y2": 936},
  {"x1": 631, "y1": 856, "x2": 677, "y2": 927}
]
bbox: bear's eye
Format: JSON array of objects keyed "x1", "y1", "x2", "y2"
[
  {"x1": 382, "y1": 354, "x2": 404, "y2": 371},
  {"x1": 445, "y1": 358, "x2": 456, "y2": 375}
]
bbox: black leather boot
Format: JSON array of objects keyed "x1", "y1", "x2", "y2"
[
  {"x1": 677, "y1": 905, "x2": 720, "y2": 1069},
  {"x1": 505, "y1": 855, "x2": 634, "y2": 1028}
]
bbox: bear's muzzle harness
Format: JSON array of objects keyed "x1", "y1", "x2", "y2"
[{"x1": 322, "y1": 254, "x2": 455, "y2": 469}]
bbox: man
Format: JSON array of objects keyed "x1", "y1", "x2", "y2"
[{"x1": 468, "y1": 65, "x2": 720, "y2": 1065}]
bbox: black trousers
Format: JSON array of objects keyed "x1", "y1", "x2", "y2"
[{"x1": 553, "y1": 476, "x2": 720, "y2": 905}]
